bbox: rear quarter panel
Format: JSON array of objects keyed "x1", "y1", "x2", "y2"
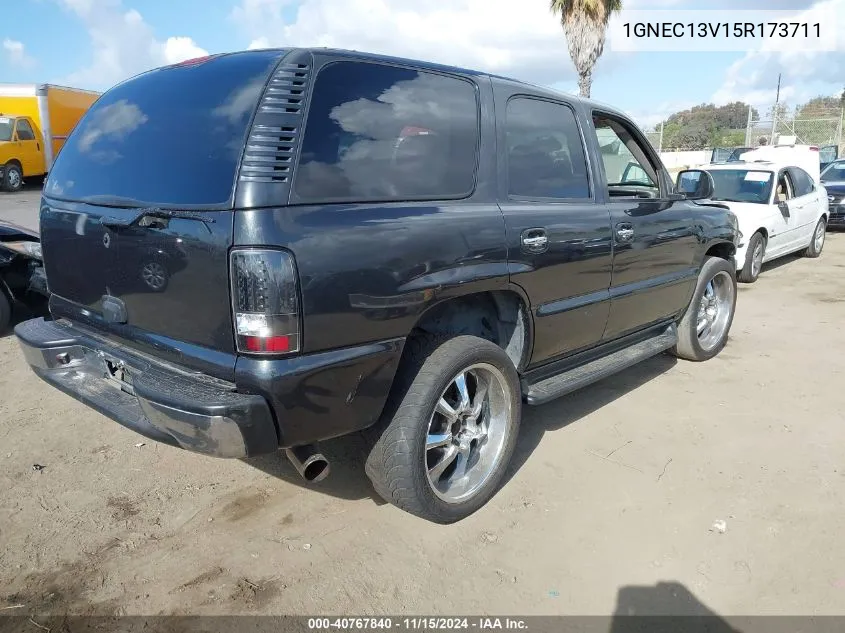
[
  {"x1": 234, "y1": 202, "x2": 509, "y2": 354},
  {"x1": 234, "y1": 59, "x2": 508, "y2": 355}
]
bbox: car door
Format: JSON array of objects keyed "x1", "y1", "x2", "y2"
[
  {"x1": 787, "y1": 166, "x2": 822, "y2": 239},
  {"x1": 588, "y1": 111, "x2": 699, "y2": 341},
  {"x1": 13, "y1": 118, "x2": 45, "y2": 176},
  {"x1": 494, "y1": 89, "x2": 613, "y2": 366},
  {"x1": 769, "y1": 169, "x2": 800, "y2": 255}
]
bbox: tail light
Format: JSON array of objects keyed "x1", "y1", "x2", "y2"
[{"x1": 230, "y1": 249, "x2": 300, "y2": 355}]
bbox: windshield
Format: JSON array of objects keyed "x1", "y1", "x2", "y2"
[
  {"x1": 709, "y1": 169, "x2": 774, "y2": 204},
  {"x1": 821, "y1": 161, "x2": 845, "y2": 181},
  {"x1": 0, "y1": 118, "x2": 13, "y2": 142}
]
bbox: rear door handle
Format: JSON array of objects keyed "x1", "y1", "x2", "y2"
[
  {"x1": 615, "y1": 223, "x2": 634, "y2": 242},
  {"x1": 521, "y1": 228, "x2": 549, "y2": 253}
]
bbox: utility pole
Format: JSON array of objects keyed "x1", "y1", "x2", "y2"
[
  {"x1": 745, "y1": 105, "x2": 753, "y2": 146},
  {"x1": 770, "y1": 73, "x2": 781, "y2": 143}
]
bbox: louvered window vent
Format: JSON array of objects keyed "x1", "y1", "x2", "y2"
[{"x1": 240, "y1": 63, "x2": 310, "y2": 183}]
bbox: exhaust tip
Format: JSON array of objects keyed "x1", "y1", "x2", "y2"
[
  {"x1": 286, "y1": 445, "x2": 330, "y2": 483},
  {"x1": 302, "y1": 457, "x2": 330, "y2": 483}
]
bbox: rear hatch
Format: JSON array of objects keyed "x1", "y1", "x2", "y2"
[{"x1": 40, "y1": 50, "x2": 286, "y2": 381}]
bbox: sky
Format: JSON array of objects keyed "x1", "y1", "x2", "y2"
[{"x1": 1, "y1": 0, "x2": 843, "y2": 129}]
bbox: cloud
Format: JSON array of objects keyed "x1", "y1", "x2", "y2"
[
  {"x1": 162, "y1": 36, "x2": 208, "y2": 65},
  {"x1": 56, "y1": 0, "x2": 208, "y2": 89},
  {"x1": 712, "y1": 0, "x2": 844, "y2": 109},
  {"x1": 233, "y1": 0, "x2": 818, "y2": 96},
  {"x1": 228, "y1": 0, "x2": 609, "y2": 87},
  {"x1": 3, "y1": 39, "x2": 35, "y2": 68}
]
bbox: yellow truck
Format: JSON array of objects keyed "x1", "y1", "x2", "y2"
[{"x1": 0, "y1": 84, "x2": 100, "y2": 192}]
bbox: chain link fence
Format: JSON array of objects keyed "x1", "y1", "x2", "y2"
[
  {"x1": 644, "y1": 126, "x2": 663, "y2": 152},
  {"x1": 746, "y1": 109, "x2": 843, "y2": 150},
  {"x1": 637, "y1": 106, "x2": 844, "y2": 157}
]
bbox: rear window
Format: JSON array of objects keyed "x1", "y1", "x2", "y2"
[
  {"x1": 789, "y1": 167, "x2": 814, "y2": 196},
  {"x1": 45, "y1": 51, "x2": 284, "y2": 207},
  {"x1": 293, "y1": 61, "x2": 479, "y2": 204}
]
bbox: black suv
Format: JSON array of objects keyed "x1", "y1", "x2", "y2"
[{"x1": 16, "y1": 49, "x2": 739, "y2": 523}]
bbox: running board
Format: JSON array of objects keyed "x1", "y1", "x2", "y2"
[{"x1": 524, "y1": 325, "x2": 678, "y2": 406}]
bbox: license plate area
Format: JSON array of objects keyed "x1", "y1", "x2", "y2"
[{"x1": 101, "y1": 355, "x2": 136, "y2": 395}]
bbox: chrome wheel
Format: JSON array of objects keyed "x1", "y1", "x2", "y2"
[
  {"x1": 751, "y1": 241, "x2": 764, "y2": 278},
  {"x1": 141, "y1": 261, "x2": 167, "y2": 290},
  {"x1": 425, "y1": 363, "x2": 512, "y2": 504},
  {"x1": 696, "y1": 271, "x2": 734, "y2": 352},
  {"x1": 7, "y1": 169, "x2": 21, "y2": 189},
  {"x1": 814, "y1": 221, "x2": 825, "y2": 252}
]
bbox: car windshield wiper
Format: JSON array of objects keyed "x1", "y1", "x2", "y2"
[{"x1": 99, "y1": 207, "x2": 216, "y2": 229}]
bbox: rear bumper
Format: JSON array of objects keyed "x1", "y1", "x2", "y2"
[
  {"x1": 16, "y1": 317, "x2": 407, "y2": 456},
  {"x1": 15, "y1": 318, "x2": 278, "y2": 458}
]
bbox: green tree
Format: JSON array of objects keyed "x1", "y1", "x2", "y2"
[
  {"x1": 795, "y1": 96, "x2": 839, "y2": 118},
  {"x1": 549, "y1": 0, "x2": 622, "y2": 98}
]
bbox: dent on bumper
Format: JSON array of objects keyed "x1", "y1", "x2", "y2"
[{"x1": 15, "y1": 318, "x2": 278, "y2": 458}]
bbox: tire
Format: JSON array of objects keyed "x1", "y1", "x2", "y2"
[
  {"x1": 365, "y1": 334, "x2": 521, "y2": 523},
  {"x1": 0, "y1": 291, "x2": 10, "y2": 333},
  {"x1": 672, "y1": 256, "x2": 737, "y2": 362},
  {"x1": 3, "y1": 163, "x2": 23, "y2": 192},
  {"x1": 737, "y1": 232, "x2": 765, "y2": 283},
  {"x1": 802, "y1": 217, "x2": 826, "y2": 258},
  {"x1": 140, "y1": 260, "x2": 169, "y2": 292}
]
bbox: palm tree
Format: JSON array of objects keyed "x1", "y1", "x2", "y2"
[{"x1": 550, "y1": 0, "x2": 622, "y2": 99}]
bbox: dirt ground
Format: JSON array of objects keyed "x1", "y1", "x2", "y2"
[{"x1": 2, "y1": 185, "x2": 845, "y2": 617}]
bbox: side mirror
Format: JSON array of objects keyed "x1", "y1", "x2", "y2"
[
  {"x1": 675, "y1": 169, "x2": 715, "y2": 201},
  {"x1": 778, "y1": 200, "x2": 790, "y2": 217}
]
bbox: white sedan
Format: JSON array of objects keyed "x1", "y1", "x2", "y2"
[{"x1": 685, "y1": 161, "x2": 829, "y2": 283}]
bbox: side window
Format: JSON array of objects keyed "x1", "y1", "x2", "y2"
[
  {"x1": 294, "y1": 61, "x2": 479, "y2": 203},
  {"x1": 622, "y1": 162, "x2": 648, "y2": 184},
  {"x1": 505, "y1": 98, "x2": 589, "y2": 199},
  {"x1": 15, "y1": 119, "x2": 35, "y2": 141},
  {"x1": 775, "y1": 171, "x2": 794, "y2": 201},
  {"x1": 824, "y1": 161, "x2": 845, "y2": 179},
  {"x1": 592, "y1": 114, "x2": 660, "y2": 197},
  {"x1": 789, "y1": 168, "x2": 814, "y2": 197}
]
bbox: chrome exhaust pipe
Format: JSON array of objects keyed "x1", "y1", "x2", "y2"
[{"x1": 285, "y1": 444, "x2": 330, "y2": 483}]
